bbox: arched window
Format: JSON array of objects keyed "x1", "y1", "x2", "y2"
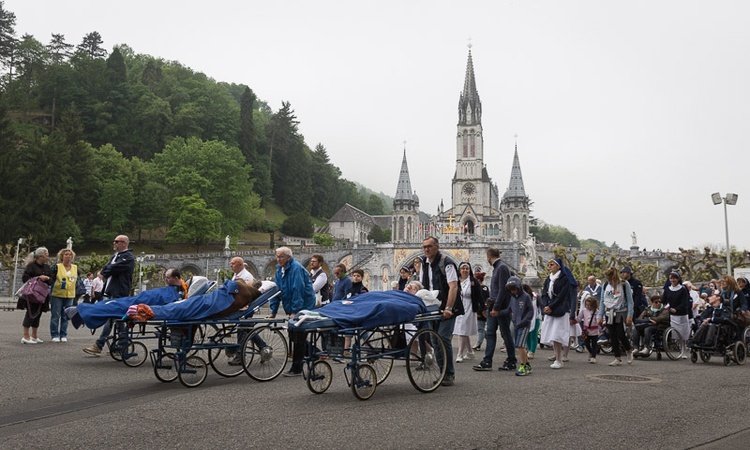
[{"x1": 462, "y1": 132, "x2": 468, "y2": 157}]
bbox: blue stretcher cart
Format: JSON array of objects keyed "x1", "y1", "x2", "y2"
[{"x1": 288, "y1": 290, "x2": 446, "y2": 400}]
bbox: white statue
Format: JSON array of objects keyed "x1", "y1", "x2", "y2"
[
  {"x1": 224, "y1": 235, "x2": 231, "y2": 250},
  {"x1": 66, "y1": 237, "x2": 73, "y2": 250},
  {"x1": 521, "y1": 235, "x2": 538, "y2": 277},
  {"x1": 512, "y1": 227, "x2": 519, "y2": 241},
  {"x1": 631, "y1": 231, "x2": 637, "y2": 247}
]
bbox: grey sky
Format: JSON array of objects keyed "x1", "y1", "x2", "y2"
[{"x1": 8, "y1": 0, "x2": 750, "y2": 251}]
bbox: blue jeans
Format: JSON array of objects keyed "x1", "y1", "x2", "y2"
[
  {"x1": 483, "y1": 313, "x2": 516, "y2": 364},
  {"x1": 430, "y1": 316, "x2": 456, "y2": 377},
  {"x1": 95, "y1": 319, "x2": 126, "y2": 350},
  {"x1": 49, "y1": 296, "x2": 74, "y2": 339},
  {"x1": 476, "y1": 318, "x2": 487, "y2": 347}
]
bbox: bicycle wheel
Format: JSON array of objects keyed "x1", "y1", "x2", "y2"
[
  {"x1": 122, "y1": 341, "x2": 148, "y2": 367},
  {"x1": 351, "y1": 363, "x2": 377, "y2": 401},
  {"x1": 243, "y1": 327, "x2": 288, "y2": 382},
  {"x1": 154, "y1": 352, "x2": 178, "y2": 383},
  {"x1": 306, "y1": 360, "x2": 332, "y2": 394},
  {"x1": 360, "y1": 330, "x2": 393, "y2": 385},
  {"x1": 208, "y1": 329, "x2": 244, "y2": 377},
  {"x1": 406, "y1": 328, "x2": 447, "y2": 393},
  {"x1": 663, "y1": 327, "x2": 681, "y2": 360},
  {"x1": 178, "y1": 355, "x2": 208, "y2": 388}
]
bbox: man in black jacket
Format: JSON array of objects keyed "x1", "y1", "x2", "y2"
[
  {"x1": 84, "y1": 235, "x2": 135, "y2": 356},
  {"x1": 473, "y1": 247, "x2": 516, "y2": 372},
  {"x1": 621, "y1": 266, "x2": 647, "y2": 319}
]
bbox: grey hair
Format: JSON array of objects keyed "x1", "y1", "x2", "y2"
[{"x1": 276, "y1": 246, "x2": 293, "y2": 257}]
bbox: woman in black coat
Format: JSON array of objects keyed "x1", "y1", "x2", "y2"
[{"x1": 18, "y1": 247, "x2": 52, "y2": 344}]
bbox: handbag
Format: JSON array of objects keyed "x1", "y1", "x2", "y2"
[{"x1": 17, "y1": 277, "x2": 50, "y2": 305}]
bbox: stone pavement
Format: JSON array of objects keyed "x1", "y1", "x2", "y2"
[{"x1": 0, "y1": 309, "x2": 747, "y2": 449}]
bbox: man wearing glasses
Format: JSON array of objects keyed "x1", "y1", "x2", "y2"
[
  {"x1": 83, "y1": 235, "x2": 135, "y2": 356},
  {"x1": 269, "y1": 246, "x2": 315, "y2": 376}
]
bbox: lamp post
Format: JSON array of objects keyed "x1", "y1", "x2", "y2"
[
  {"x1": 711, "y1": 192, "x2": 738, "y2": 276},
  {"x1": 12, "y1": 238, "x2": 25, "y2": 296}
]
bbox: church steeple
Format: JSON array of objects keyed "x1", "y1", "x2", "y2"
[
  {"x1": 394, "y1": 148, "x2": 415, "y2": 201},
  {"x1": 458, "y1": 47, "x2": 482, "y2": 126},
  {"x1": 504, "y1": 144, "x2": 527, "y2": 199}
]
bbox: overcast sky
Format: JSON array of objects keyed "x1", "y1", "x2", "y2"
[{"x1": 7, "y1": 0, "x2": 750, "y2": 252}]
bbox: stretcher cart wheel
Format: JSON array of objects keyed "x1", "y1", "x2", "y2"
[
  {"x1": 110, "y1": 337, "x2": 128, "y2": 362},
  {"x1": 690, "y1": 350, "x2": 698, "y2": 364},
  {"x1": 178, "y1": 355, "x2": 208, "y2": 388},
  {"x1": 121, "y1": 341, "x2": 148, "y2": 367},
  {"x1": 351, "y1": 363, "x2": 377, "y2": 401},
  {"x1": 406, "y1": 328, "x2": 447, "y2": 393},
  {"x1": 306, "y1": 360, "x2": 332, "y2": 394},
  {"x1": 243, "y1": 327, "x2": 288, "y2": 382},
  {"x1": 700, "y1": 351, "x2": 711, "y2": 363},
  {"x1": 724, "y1": 354, "x2": 731, "y2": 366},
  {"x1": 208, "y1": 328, "x2": 245, "y2": 378},
  {"x1": 361, "y1": 330, "x2": 393, "y2": 385},
  {"x1": 154, "y1": 352, "x2": 178, "y2": 383}
]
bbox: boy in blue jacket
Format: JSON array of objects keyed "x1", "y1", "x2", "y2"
[{"x1": 504, "y1": 276, "x2": 534, "y2": 376}]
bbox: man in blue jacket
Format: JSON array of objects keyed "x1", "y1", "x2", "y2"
[
  {"x1": 331, "y1": 263, "x2": 352, "y2": 301},
  {"x1": 270, "y1": 246, "x2": 315, "y2": 376}
]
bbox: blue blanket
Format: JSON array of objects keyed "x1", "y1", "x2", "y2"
[
  {"x1": 290, "y1": 290, "x2": 427, "y2": 330},
  {"x1": 77, "y1": 286, "x2": 183, "y2": 329},
  {"x1": 150, "y1": 280, "x2": 240, "y2": 321}
]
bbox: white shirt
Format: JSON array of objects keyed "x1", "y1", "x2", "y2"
[
  {"x1": 232, "y1": 268, "x2": 254, "y2": 283},
  {"x1": 310, "y1": 268, "x2": 328, "y2": 294}
]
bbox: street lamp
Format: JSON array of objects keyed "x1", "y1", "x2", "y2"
[
  {"x1": 12, "y1": 238, "x2": 25, "y2": 297},
  {"x1": 711, "y1": 192, "x2": 738, "y2": 275}
]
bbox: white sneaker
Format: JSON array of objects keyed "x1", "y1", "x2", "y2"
[
  {"x1": 33, "y1": 337, "x2": 44, "y2": 343},
  {"x1": 589, "y1": 357, "x2": 597, "y2": 364},
  {"x1": 626, "y1": 350, "x2": 634, "y2": 364},
  {"x1": 52, "y1": 337, "x2": 61, "y2": 343},
  {"x1": 679, "y1": 353, "x2": 688, "y2": 359},
  {"x1": 61, "y1": 337, "x2": 68, "y2": 343},
  {"x1": 455, "y1": 354, "x2": 464, "y2": 363},
  {"x1": 609, "y1": 359, "x2": 622, "y2": 366},
  {"x1": 528, "y1": 352, "x2": 534, "y2": 360},
  {"x1": 21, "y1": 337, "x2": 36, "y2": 344},
  {"x1": 550, "y1": 361, "x2": 563, "y2": 369}
]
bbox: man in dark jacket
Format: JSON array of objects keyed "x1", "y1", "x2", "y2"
[
  {"x1": 473, "y1": 247, "x2": 516, "y2": 372},
  {"x1": 621, "y1": 266, "x2": 647, "y2": 319},
  {"x1": 84, "y1": 235, "x2": 135, "y2": 356}
]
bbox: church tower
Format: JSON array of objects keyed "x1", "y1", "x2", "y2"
[
  {"x1": 439, "y1": 46, "x2": 502, "y2": 237},
  {"x1": 392, "y1": 148, "x2": 420, "y2": 243},
  {"x1": 501, "y1": 143, "x2": 530, "y2": 241}
]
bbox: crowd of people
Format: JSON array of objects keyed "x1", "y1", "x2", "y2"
[{"x1": 16, "y1": 234, "x2": 750, "y2": 388}]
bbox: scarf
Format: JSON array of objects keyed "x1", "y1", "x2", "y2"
[{"x1": 548, "y1": 270, "x2": 561, "y2": 299}]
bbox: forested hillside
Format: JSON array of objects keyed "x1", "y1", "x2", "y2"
[{"x1": 0, "y1": 1, "x2": 390, "y2": 250}]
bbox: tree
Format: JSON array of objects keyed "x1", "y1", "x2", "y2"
[
  {"x1": 47, "y1": 33, "x2": 73, "y2": 64},
  {"x1": 365, "y1": 193, "x2": 385, "y2": 215},
  {"x1": 268, "y1": 102, "x2": 311, "y2": 215},
  {"x1": 368, "y1": 224, "x2": 391, "y2": 243},
  {"x1": 310, "y1": 143, "x2": 339, "y2": 218},
  {"x1": 167, "y1": 194, "x2": 222, "y2": 251},
  {"x1": 281, "y1": 213, "x2": 313, "y2": 238},
  {"x1": 239, "y1": 86, "x2": 256, "y2": 161},
  {"x1": 153, "y1": 137, "x2": 262, "y2": 236},
  {"x1": 76, "y1": 31, "x2": 107, "y2": 58},
  {"x1": 0, "y1": 1, "x2": 16, "y2": 71},
  {"x1": 313, "y1": 233, "x2": 334, "y2": 247}
]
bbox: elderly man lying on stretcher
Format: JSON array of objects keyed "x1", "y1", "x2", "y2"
[{"x1": 66, "y1": 277, "x2": 269, "y2": 329}]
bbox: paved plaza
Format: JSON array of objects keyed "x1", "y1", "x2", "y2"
[{"x1": 0, "y1": 309, "x2": 747, "y2": 449}]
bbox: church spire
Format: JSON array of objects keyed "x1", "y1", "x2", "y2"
[
  {"x1": 458, "y1": 46, "x2": 482, "y2": 126},
  {"x1": 504, "y1": 143, "x2": 527, "y2": 198},
  {"x1": 394, "y1": 147, "x2": 415, "y2": 201}
]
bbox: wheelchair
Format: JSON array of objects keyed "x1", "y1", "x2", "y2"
[
  {"x1": 631, "y1": 325, "x2": 682, "y2": 361},
  {"x1": 688, "y1": 319, "x2": 746, "y2": 366}
]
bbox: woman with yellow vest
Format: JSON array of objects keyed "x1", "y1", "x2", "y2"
[{"x1": 50, "y1": 248, "x2": 80, "y2": 342}]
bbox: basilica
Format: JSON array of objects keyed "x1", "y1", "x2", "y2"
[{"x1": 329, "y1": 48, "x2": 530, "y2": 245}]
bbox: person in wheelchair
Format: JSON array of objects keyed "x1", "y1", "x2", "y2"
[
  {"x1": 689, "y1": 290, "x2": 733, "y2": 349},
  {"x1": 632, "y1": 295, "x2": 670, "y2": 356}
]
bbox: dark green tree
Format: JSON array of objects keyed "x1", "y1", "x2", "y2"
[
  {"x1": 239, "y1": 86, "x2": 256, "y2": 161},
  {"x1": 0, "y1": 1, "x2": 16, "y2": 71},
  {"x1": 76, "y1": 31, "x2": 107, "y2": 58},
  {"x1": 365, "y1": 193, "x2": 385, "y2": 215},
  {"x1": 47, "y1": 33, "x2": 73, "y2": 64},
  {"x1": 309, "y1": 143, "x2": 340, "y2": 218},
  {"x1": 281, "y1": 213, "x2": 313, "y2": 238}
]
